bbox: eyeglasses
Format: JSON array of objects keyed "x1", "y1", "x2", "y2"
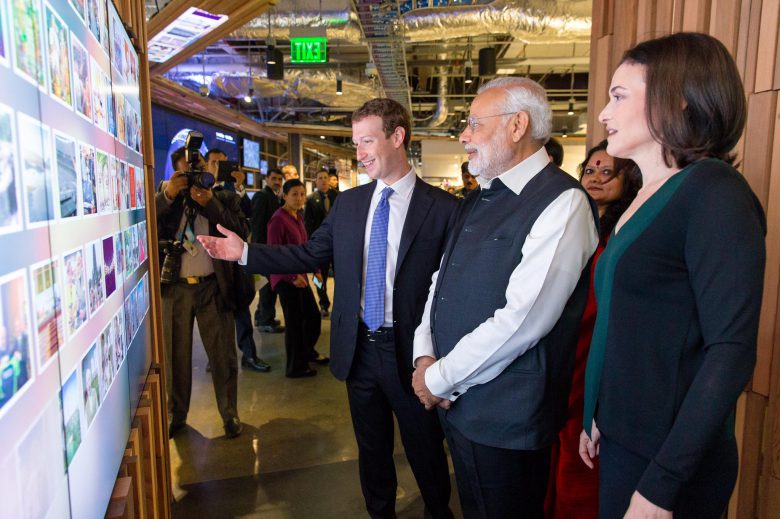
[{"x1": 466, "y1": 112, "x2": 517, "y2": 131}]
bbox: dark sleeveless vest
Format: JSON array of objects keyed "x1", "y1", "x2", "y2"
[{"x1": 431, "y1": 163, "x2": 597, "y2": 450}]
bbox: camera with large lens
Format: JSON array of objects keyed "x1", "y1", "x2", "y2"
[
  {"x1": 160, "y1": 240, "x2": 186, "y2": 284},
  {"x1": 183, "y1": 130, "x2": 215, "y2": 191}
]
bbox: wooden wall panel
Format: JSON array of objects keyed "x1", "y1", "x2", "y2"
[
  {"x1": 682, "y1": 0, "x2": 712, "y2": 31},
  {"x1": 742, "y1": 91, "x2": 777, "y2": 212},
  {"x1": 654, "y1": 0, "x2": 676, "y2": 34},
  {"x1": 635, "y1": 0, "x2": 657, "y2": 42},
  {"x1": 754, "y1": 0, "x2": 780, "y2": 93},
  {"x1": 743, "y1": 0, "x2": 765, "y2": 94},
  {"x1": 733, "y1": 392, "x2": 767, "y2": 519},
  {"x1": 610, "y1": 0, "x2": 639, "y2": 73},
  {"x1": 586, "y1": 35, "x2": 613, "y2": 149},
  {"x1": 709, "y1": 0, "x2": 743, "y2": 53}
]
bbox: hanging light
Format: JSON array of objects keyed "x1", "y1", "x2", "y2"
[
  {"x1": 464, "y1": 60, "x2": 473, "y2": 84},
  {"x1": 336, "y1": 72, "x2": 343, "y2": 95},
  {"x1": 567, "y1": 68, "x2": 576, "y2": 115},
  {"x1": 561, "y1": 127, "x2": 568, "y2": 138},
  {"x1": 244, "y1": 88, "x2": 254, "y2": 104},
  {"x1": 567, "y1": 97, "x2": 575, "y2": 116},
  {"x1": 460, "y1": 113, "x2": 466, "y2": 123}
]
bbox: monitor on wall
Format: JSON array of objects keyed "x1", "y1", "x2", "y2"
[{"x1": 243, "y1": 138, "x2": 260, "y2": 170}]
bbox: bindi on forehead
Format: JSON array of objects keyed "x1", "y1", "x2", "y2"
[{"x1": 596, "y1": 160, "x2": 601, "y2": 166}]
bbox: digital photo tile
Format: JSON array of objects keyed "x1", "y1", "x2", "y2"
[
  {"x1": 67, "y1": 0, "x2": 84, "y2": 21},
  {"x1": 0, "y1": 103, "x2": 21, "y2": 232},
  {"x1": 125, "y1": 104, "x2": 135, "y2": 151},
  {"x1": 16, "y1": 396, "x2": 67, "y2": 519},
  {"x1": 11, "y1": 0, "x2": 45, "y2": 88},
  {"x1": 44, "y1": 3, "x2": 71, "y2": 107},
  {"x1": 109, "y1": 8, "x2": 123, "y2": 76},
  {"x1": 107, "y1": 88, "x2": 116, "y2": 137},
  {"x1": 85, "y1": 238, "x2": 104, "y2": 316},
  {"x1": 128, "y1": 163, "x2": 135, "y2": 209},
  {"x1": 0, "y1": 270, "x2": 32, "y2": 413},
  {"x1": 130, "y1": 224, "x2": 139, "y2": 272},
  {"x1": 109, "y1": 155, "x2": 119, "y2": 211},
  {"x1": 114, "y1": 91, "x2": 125, "y2": 144},
  {"x1": 138, "y1": 221, "x2": 147, "y2": 263},
  {"x1": 80, "y1": 340, "x2": 100, "y2": 426},
  {"x1": 102, "y1": 235, "x2": 115, "y2": 298},
  {"x1": 119, "y1": 160, "x2": 128, "y2": 210},
  {"x1": 123, "y1": 292, "x2": 132, "y2": 343},
  {"x1": 79, "y1": 142, "x2": 96, "y2": 215},
  {"x1": 111, "y1": 310, "x2": 124, "y2": 370},
  {"x1": 114, "y1": 230, "x2": 124, "y2": 285},
  {"x1": 95, "y1": 149, "x2": 110, "y2": 213},
  {"x1": 17, "y1": 113, "x2": 54, "y2": 225},
  {"x1": 91, "y1": 58, "x2": 108, "y2": 131},
  {"x1": 134, "y1": 162, "x2": 145, "y2": 208},
  {"x1": 62, "y1": 247, "x2": 87, "y2": 339},
  {"x1": 86, "y1": 0, "x2": 99, "y2": 45},
  {"x1": 54, "y1": 132, "x2": 78, "y2": 219},
  {"x1": 0, "y1": 0, "x2": 8, "y2": 66},
  {"x1": 30, "y1": 258, "x2": 62, "y2": 369},
  {"x1": 70, "y1": 35, "x2": 92, "y2": 121},
  {"x1": 98, "y1": 323, "x2": 112, "y2": 398},
  {"x1": 123, "y1": 227, "x2": 132, "y2": 278},
  {"x1": 60, "y1": 368, "x2": 82, "y2": 467}
]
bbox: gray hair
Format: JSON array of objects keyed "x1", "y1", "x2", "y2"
[{"x1": 477, "y1": 77, "x2": 552, "y2": 142}]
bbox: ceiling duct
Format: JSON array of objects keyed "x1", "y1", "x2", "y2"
[
  {"x1": 209, "y1": 70, "x2": 379, "y2": 110},
  {"x1": 418, "y1": 53, "x2": 449, "y2": 127},
  {"x1": 229, "y1": 0, "x2": 590, "y2": 44}
]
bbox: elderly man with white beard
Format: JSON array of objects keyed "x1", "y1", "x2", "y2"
[{"x1": 411, "y1": 77, "x2": 599, "y2": 518}]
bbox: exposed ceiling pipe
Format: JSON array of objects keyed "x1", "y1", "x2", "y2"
[
  {"x1": 229, "y1": 0, "x2": 591, "y2": 44},
  {"x1": 420, "y1": 54, "x2": 449, "y2": 127}
]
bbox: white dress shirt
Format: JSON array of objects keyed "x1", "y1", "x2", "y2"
[
  {"x1": 240, "y1": 169, "x2": 417, "y2": 329},
  {"x1": 360, "y1": 168, "x2": 417, "y2": 327},
  {"x1": 413, "y1": 146, "x2": 598, "y2": 401}
]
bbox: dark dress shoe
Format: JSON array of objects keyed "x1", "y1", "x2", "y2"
[
  {"x1": 242, "y1": 357, "x2": 271, "y2": 372},
  {"x1": 258, "y1": 324, "x2": 285, "y2": 333},
  {"x1": 168, "y1": 421, "x2": 186, "y2": 437},
  {"x1": 224, "y1": 417, "x2": 243, "y2": 439},
  {"x1": 286, "y1": 368, "x2": 317, "y2": 378},
  {"x1": 310, "y1": 353, "x2": 330, "y2": 365}
]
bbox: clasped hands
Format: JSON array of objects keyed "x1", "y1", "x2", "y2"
[{"x1": 412, "y1": 356, "x2": 451, "y2": 411}]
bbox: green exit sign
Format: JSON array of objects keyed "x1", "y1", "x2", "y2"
[{"x1": 290, "y1": 37, "x2": 327, "y2": 63}]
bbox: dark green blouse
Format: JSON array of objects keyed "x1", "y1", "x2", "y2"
[{"x1": 583, "y1": 159, "x2": 766, "y2": 509}]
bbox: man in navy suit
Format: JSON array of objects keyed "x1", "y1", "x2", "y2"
[{"x1": 199, "y1": 98, "x2": 457, "y2": 519}]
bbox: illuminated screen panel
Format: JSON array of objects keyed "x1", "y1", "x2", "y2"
[
  {"x1": 242, "y1": 137, "x2": 260, "y2": 170},
  {"x1": 147, "y1": 7, "x2": 228, "y2": 63},
  {"x1": 0, "y1": 0, "x2": 150, "y2": 517}
]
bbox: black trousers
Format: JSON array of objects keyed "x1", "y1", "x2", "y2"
[
  {"x1": 254, "y1": 278, "x2": 278, "y2": 326},
  {"x1": 234, "y1": 305, "x2": 257, "y2": 361},
  {"x1": 441, "y1": 419, "x2": 549, "y2": 519},
  {"x1": 315, "y1": 260, "x2": 331, "y2": 311},
  {"x1": 346, "y1": 331, "x2": 453, "y2": 519},
  {"x1": 599, "y1": 434, "x2": 737, "y2": 519},
  {"x1": 276, "y1": 283, "x2": 321, "y2": 376}
]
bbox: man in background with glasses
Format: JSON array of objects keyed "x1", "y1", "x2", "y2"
[{"x1": 411, "y1": 77, "x2": 599, "y2": 517}]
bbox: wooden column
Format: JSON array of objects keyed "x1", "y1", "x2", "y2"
[{"x1": 586, "y1": 0, "x2": 780, "y2": 516}]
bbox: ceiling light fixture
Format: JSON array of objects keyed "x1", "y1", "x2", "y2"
[
  {"x1": 567, "y1": 98, "x2": 575, "y2": 116},
  {"x1": 561, "y1": 127, "x2": 568, "y2": 138},
  {"x1": 266, "y1": 9, "x2": 277, "y2": 64},
  {"x1": 244, "y1": 88, "x2": 254, "y2": 104},
  {"x1": 567, "y1": 68, "x2": 576, "y2": 116},
  {"x1": 464, "y1": 60, "x2": 473, "y2": 84},
  {"x1": 320, "y1": 135, "x2": 326, "y2": 139},
  {"x1": 244, "y1": 44, "x2": 253, "y2": 104},
  {"x1": 336, "y1": 73, "x2": 343, "y2": 95}
]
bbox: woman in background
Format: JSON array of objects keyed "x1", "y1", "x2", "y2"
[
  {"x1": 546, "y1": 140, "x2": 640, "y2": 518},
  {"x1": 267, "y1": 179, "x2": 326, "y2": 378},
  {"x1": 579, "y1": 33, "x2": 766, "y2": 518}
]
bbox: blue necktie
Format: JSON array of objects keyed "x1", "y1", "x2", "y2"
[{"x1": 364, "y1": 187, "x2": 394, "y2": 331}]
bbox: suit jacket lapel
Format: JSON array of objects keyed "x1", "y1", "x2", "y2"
[
  {"x1": 350, "y1": 182, "x2": 375, "y2": 277},
  {"x1": 395, "y1": 177, "x2": 433, "y2": 276}
]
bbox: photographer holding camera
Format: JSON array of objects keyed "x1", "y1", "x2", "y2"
[
  {"x1": 205, "y1": 148, "x2": 271, "y2": 373},
  {"x1": 156, "y1": 133, "x2": 248, "y2": 439}
]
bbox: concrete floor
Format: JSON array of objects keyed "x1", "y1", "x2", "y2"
[{"x1": 170, "y1": 286, "x2": 462, "y2": 518}]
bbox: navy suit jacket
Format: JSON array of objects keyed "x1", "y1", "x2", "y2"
[{"x1": 245, "y1": 176, "x2": 457, "y2": 388}]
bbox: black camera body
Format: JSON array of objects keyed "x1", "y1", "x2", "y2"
[
  {"x1": 183, "y1": 131, "x2": 215, "y2": 190},
  {"x1": 160, "y1": 240, "x2": 186, "y2": 284}
]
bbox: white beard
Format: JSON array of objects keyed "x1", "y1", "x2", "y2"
[{"x1": 467, "y1": 133, "x2": 514, "y2": 180}]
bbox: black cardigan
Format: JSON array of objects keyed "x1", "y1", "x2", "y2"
[{"x1": 583, "y1": 159, "x2": 766, "y2": 509}]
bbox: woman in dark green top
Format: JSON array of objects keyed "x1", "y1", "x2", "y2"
[{"x1": 578, "y1": 33, "x2": 766, "y2": 518}]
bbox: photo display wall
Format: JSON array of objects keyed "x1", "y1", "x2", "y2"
[{"x1": 0, "y1": 0, "x2": 151, "y2": 517}]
